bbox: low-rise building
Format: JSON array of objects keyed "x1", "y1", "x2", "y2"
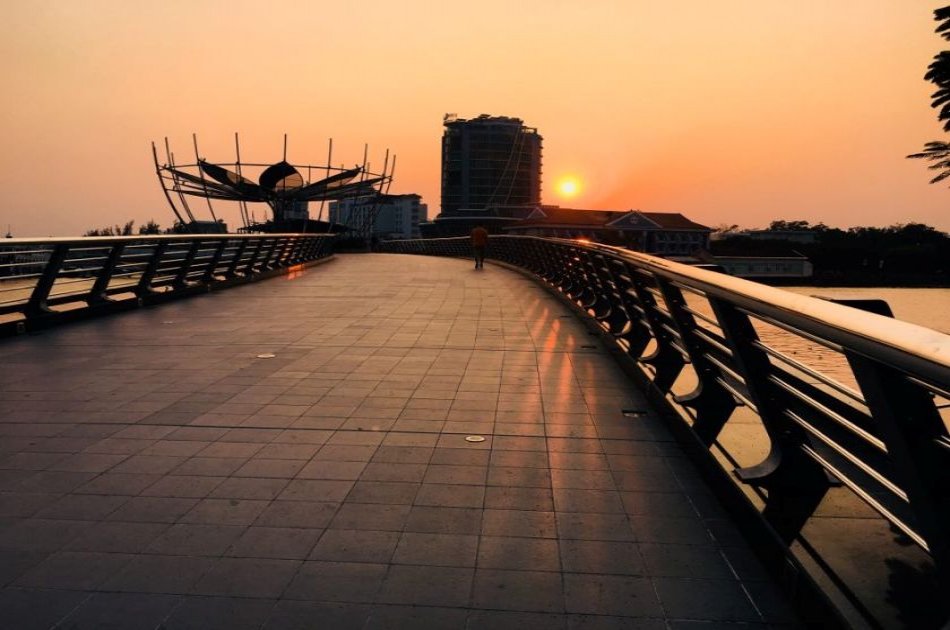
[
  {"x1": 712, "y1": 255, "x2": 813, "y2": 279},
  {"x1": 504, "y1": 206, "x2": 712, "y2": 256},
  {"x1": 329, "y1": 194, "x2": 428, "y2": 239}
]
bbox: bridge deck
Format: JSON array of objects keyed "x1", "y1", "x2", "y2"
[{"x1": 0, "y1": 254, "x2": 797, "y2": 629}]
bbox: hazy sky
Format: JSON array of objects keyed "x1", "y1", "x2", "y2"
[{"x1": 1, "y1": 0, "x2": 948, "y2": 236}]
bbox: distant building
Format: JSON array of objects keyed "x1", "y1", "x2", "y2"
[
  {"x1": 741, "y1": 229, "x2": 817, "y2": 244},
  {"x1": 436, "y1": 113, "x2": 541, "y2": 220},
  {"x1": 504, "y1": 206, "x2": 712, "y2": 256},
  {"x1": 329, "y1": 194, "x2": 427, "y2": 239},
  {"x1": 712, "y1": 255, "x2": 813, "y2": 279}
]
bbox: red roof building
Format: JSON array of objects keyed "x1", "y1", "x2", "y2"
[{"x1": 504, "y1": 206, "x2": 712, "y2": 256}]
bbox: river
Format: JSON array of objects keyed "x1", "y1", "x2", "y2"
[{"x1": 783, "y1": 286, "x2": 950, "y2": 333}]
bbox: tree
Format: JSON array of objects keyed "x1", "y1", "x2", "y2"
[
  {"x1": 908, "y1": 7, "x2": 950, "y2": 183},
  {"x1": 138, "y1": 220, "x2": 161, "y2": 234}
]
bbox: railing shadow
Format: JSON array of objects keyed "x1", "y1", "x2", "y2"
[{"x1": 381, "y1": 235, "x2": 950, "y2": 628}]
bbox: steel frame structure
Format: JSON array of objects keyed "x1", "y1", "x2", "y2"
[{"x1": 152, "y1": 134, "x2": 395, "y2": 233}]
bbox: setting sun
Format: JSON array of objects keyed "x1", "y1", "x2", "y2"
[{"x1": 557, "y1": 177, "x2": 580, "y2": 199}]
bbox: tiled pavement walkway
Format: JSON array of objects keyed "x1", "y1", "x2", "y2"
[{"x1": 0, "y1": 254, "x2": 798, "y2": 629}]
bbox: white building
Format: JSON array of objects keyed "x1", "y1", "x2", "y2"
[{"x1": 328, "y1": 194, "x2": 427, "y2": 239}]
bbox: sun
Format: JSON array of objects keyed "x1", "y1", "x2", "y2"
[{"x1": 557, "y1": 177, "x2": 580, "y2": 199}]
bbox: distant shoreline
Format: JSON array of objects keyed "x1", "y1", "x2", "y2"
[{"x1": 756, "y1": 275, "x2": 950, "y2": 288}]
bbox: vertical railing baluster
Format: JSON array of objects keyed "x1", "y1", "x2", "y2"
[
  {"x1": 226, "y1": 240, "x2": 249, "y2": 278},
  {"x1": 656, "y1": 280, "x2": 737, "y2": 445},
  {"x1": 627, "y1": 267, "x2": 684, "y2": 391},
  {"x1": 709, "y1": 297, "x2": 829, "y2": 543},
  {"x1": 203, "y1": 239, "x2": 228, "y2": 284},
  {"x1": 135, "y1": 241, "x2": 168, "y2": 298},
  {"x1": 25, "y1": 243, "x2": 69, "y2": 317},
  {"x1": 846, "y1": 354, "x2": 950, "y2": 591},
  {"x1": 173, "y1": 240, "x2": 201, "y2": 289},
  {"x1": 243, "y1": 239, "x2": 267, "y2": 275},
  {"x1": 88, "y1": 242, "x2": 126, "y2": 305}
]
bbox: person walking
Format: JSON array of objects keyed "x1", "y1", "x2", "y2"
[{"x1": 470, "y1": 225, "x2": 488, "y2": 269}]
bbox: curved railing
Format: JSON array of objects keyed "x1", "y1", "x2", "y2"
[
  {"x1": 382, "y1": 235, "x2": 950, "y2": 623},
  {"x1": 0, "y1": 233, "x2": 334, "y2": 335}
]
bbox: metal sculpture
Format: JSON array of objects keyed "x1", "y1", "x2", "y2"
[{"x1": 152, "y1": 134, "x2": 395, "y2": 233}]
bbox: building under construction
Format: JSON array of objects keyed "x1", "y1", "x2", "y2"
[{"x1": 424, "y1": 115, "x2": 542, "y2": 236}]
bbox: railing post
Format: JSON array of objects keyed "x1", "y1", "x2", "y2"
[
  {"x1": 256, "y1": 239, "x2": 281, "y2": 272},
  {"x1": 273, "y1": 237, "x2": 294, "y2": 268},
  {"x1": 709, "y1": 297, "x2": 830, "y2": 543},
  {"x1": 846, "y1": 354, "x2": 950, "y2": 591},
  {"x1": 627, "y1": 268, "x2": 685, "y2": 391},
  {"x1": 173, "y1": 240, "x2": 201, "y2": 289},
  {"x1": 88, "y1": 242, "x2": 126, "y2": 305},
  {"x1": 656, "y1": 279, "x2": 737, "y2": 445},
  {"x1": 242, "y1": 239, "x2": 267, "y2": 275},
  {"x1": 203, "y1": 239, "x2": 228, "y2": 284},
  {"x1": 25, "y1": 243, "x2": 69, "y2": 317},
  {"x1": 135, "y1": 241, "x2": 168, "y2": 298},
  {"x1": 225, "y1": 240, "x2": 250, "y2": 278}
]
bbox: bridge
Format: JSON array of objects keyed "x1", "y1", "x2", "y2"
[{"x1": 1, "y1": 235, "x2": 948, "y2": 628}]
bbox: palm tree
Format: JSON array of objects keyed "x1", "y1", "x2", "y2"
[
  {"x1": 907, "y1": 141, "x2": 950, "y2": 184},
  {"x1": 908, "y1": 7, "x2": 950, "y2": 184}
]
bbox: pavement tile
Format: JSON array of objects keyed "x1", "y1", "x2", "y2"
[
  {"x1": 652, "y1": 577, "x2": 760, "y2": 622},
  {"x1": 379, "y1": 565, "x2": 473, "y2": 607},
  {"x1": 405, "y1": 505, "x2": 482, "y2": 534},
  {"x1": 347, "y1": 480, "x2": 419, "y2": 505},
  {"x1": 15, "y1": 550, "x2": 134, "y2": 589},
  {"x1": 478, "y1": 536, "x2": 561, "y2": 571},
  {"x1": 329, "y1": 503, "x2": 411, "y2": 531},
  {"x1": 163, "y1": 595, "x2": 276, "y2": 630},
  {"x1": 279, "y1": 479, "x2": 355, "y2": 502},
  {"x1": 103, "y1": 554, "x2": 214, "y2": 594},
  {"x1": 146, "y1": 523, "x2": 246, "y2": 556},
  {"x1": 254, "y1": 500, "x2": 339, "y2": 528},
  {"x1": 209, "y1": 477, "x2": 290, "y2": 500},
  {"x1": 472, "y1": 568, "x2": 564, "y2": 612},
  {"x1": 563, "y1": 573, "x2": 662, "y2": 617},
  {"x1": 141, "y1": 475, "x2": 226, "y2": 498},
  {"x1": 58, "y1": 592, "x2": 180, "y2": 630},
  {"x1": 310, "y1": 529, "x2": 400, "y2": 563},
  {"x1": 467, "y1": 610, "x2": 568, "y2": 630},
  {"x1": 0, "y1": 518, "x2": 94, "y2": 551},
  {"x1": 414, "y1": 482, "x2": 486, "y2": 509},
  {"x1": 560, "y1": 539, "x2": 644, "y2": 575},
  {"x1": 392, "y1": 531, "x2": 478, "y2": 567},
  {"x1": 263, "y1": 600, "x2": 373, "y2": 629},
  {"x1": 367, "y1": 604, "x2": 468, "y2": 630},
  {"x1": 0, "y1": 587, "x2": 88, "y2": 630},
  {"x1": 285, "y1": 560, "x2": 388, "y2": 602},
  {"x1": 227, "y1": 526, "x2": 323, "y2": 559},
  {"x1": 65, "y1": 521, "x2": 169, "y2": 553},
  {"x1": 192, "y1": 557, "x2": 300, "y2": 598},
  {"x1": 35, "y1": 493, "x2": 127, "y2": 520}
]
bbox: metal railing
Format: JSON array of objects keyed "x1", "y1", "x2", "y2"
[
  {"x1": 382, "y1": 235, "x2": 950, "y2": 622},
  {"x1": 0, "y1": 233, "x2": 333, "y2": 334}
]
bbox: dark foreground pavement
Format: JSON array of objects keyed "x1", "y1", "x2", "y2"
[{"x1": 0, "y1": 254, "x2": 798, "y2": 629}]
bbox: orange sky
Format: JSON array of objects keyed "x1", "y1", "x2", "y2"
[{"x1": 1, "y1": 1, "x2": 948, "y2": 235}]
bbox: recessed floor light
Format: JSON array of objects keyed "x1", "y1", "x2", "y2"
[
  {"x1": 256, "y1": 353, "x2": 276, "y2": 359},
  {"x1": 465, "y1": 435, "x2": 486, "y2": 443}
]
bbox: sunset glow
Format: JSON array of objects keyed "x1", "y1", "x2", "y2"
[
  {"x1": 0, "y1": 2, "x2": 947, "y2": 235},
  {"x1": 557, "y1": 177, "x2": 580, "y2": 199}
]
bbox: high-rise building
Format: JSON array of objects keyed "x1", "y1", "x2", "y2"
[{"x1": 440, "y1": 114, "x2": 542, "y2": 217}]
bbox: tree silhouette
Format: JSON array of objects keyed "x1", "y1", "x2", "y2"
[{"x1": 908, "y1": 7, "x2": 950, "y2": 183}]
